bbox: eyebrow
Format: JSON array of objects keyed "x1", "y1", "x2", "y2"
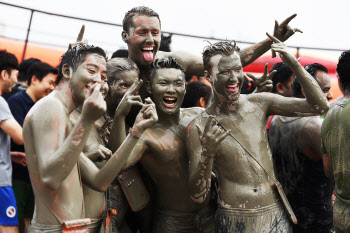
[{"x1": 86, "y1": 64, "x2": 99, "y2": 69}]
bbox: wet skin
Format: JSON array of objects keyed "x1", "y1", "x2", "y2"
[
  {"x1": 122, "y1": 68, "x2": 212, "y2": 212},
  {"x1": 187, "y1": 41, "x2": 329, "y2": 211},
  {"x1": 315, "y1": 71, "x2": 333, "y2": 101},
  {"x1": 23, "y1": 53, "x2": 108, "y2": 225}
]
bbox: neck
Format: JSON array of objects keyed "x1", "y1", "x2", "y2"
[
  {"x1": 207, "y1": 94, "x2": 240, "y2": 116},
  {"x1": 26, "y1": 86, "x2": 38, "y2": 102},
  {"x1": 157, "y1": 109, "x2": 181, "y2": 126},
  {"x1": 344, "y1": 89, "x2": 350, "y2": 99},
  {"x1": 55, "y1": 81, "x2": 78, "y2": 114}
]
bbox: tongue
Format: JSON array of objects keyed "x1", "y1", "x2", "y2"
[{"x1": 142, "y1": 51, "x2": 154, "y2": 62}]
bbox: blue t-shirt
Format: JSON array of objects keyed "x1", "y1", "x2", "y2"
[
  {"x1": 0, "y1": 96, "x2": 15, "y2": 187},
  {"x1": 7, "y1": 90, "x2": 35, "y2": 182}
]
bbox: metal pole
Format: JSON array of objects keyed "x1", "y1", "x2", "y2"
[
  {"x1": 296, "y1": 47, "x2": 300, "y2": 59},
  {"x1": 22, "y1": 10, "x2": 34, "y2": 62}
]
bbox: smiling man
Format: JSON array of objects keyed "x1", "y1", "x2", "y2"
[
  {"x1": 23, "y1": 45, "x2": 157, "y2": 232},
  {"x1": 121, "y1": 6, "x2": 301, "y2": 99},
  {"x1": 187, "y1": 37, "x2": 329, "y2": 232},
  {"x1": 120, "y1": 57, "x2": 216, "y2": 233}
]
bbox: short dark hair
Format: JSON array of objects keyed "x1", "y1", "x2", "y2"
[
  {"x1": 56, "y1": 44, "x2": 106, "y2": 85},
  {"x1": 123, "y1": 6, "x2": 161, "y2": 32},
  {"x1": 270, "y1": 62, "x2": 294, "y2": 93},
  {"x1": 292, "y1": 63, "x2": 328, "y2": 97},
  {"x1": 337, "y1": 50, "x2": 350, "y2": 91},
  {"x1": 159, "y1": 34, "x2": 172, "y2": 52},
  {"x1": 202, "y1": 41, "x2": 240, "y2": 73},
  {"x1": 111, "y1": 49, "x2": 128, "y2": 58},
  {"x1": 27, "y1": 62, "x2": 58, "y2": 86},
  {"x1": 0, "y1": 50, "x2": 19, "y2": 75},
  {"x1": 182, "y1": 81, "x2": 212, "y2": 108},
  {"x1": 106, "y1": 58, "x2": 139, "y2": 86},
  {"x1": 18, "y1": 58, "x2": 41, "y2": 82},
  {"x1": 148, "y1": 57, "x2": 185, "y2": 83}
]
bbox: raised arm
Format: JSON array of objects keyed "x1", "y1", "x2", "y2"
[
  {"x1": 26, "y1": 84, "x2": 106, "y2": 190},
  {"x1": 80, "y1": 98, "x2": 157, "y2": 191},
  {"x1": 240, "y1": 14, "x2": 302, "y2": 67},
  {"x1": 187, "y1": 116, "x2": 230, "y2": 204},
  {"x1": 108, "y1": 79, "x2": 143, "y2": 153},
  {"x1": 266, "y1": 33, "x2": 329, "y2": 116}
]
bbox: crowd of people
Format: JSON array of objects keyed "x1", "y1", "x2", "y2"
[{"x1": 0, "y1": 5, "x2": 349, "y2": 233}]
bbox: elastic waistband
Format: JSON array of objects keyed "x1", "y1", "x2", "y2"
[
  {"x1": 155, "y1": 204, "x2": 215, "y2": 218},
  {"x1": 217, "y1": 202, "x2": 284, "y2": 216}
]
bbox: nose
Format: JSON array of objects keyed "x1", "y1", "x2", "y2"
[
  {"x1": 166, "y1": 84, "x2": 175, "y2": 94},
  {"x1": 326, "y1": 91, "x2": 333, "y2": 101},
  {"x1": 229, "y1": 71, "x2": 238, "y2": 81},
  {"x1": 145, "y1": 32, "x2": 154, "y2": 43}
]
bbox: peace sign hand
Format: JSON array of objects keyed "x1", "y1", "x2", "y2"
[{"x1": 246, "y1": 63, "x2": 275, "y2": 93}]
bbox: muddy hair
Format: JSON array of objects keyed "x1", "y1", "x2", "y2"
[
  {"x1": 337, "y1": 50, "x2": 350, "y2": 91},
  {"x1": 106, "y1": 58, "x2": 139, "y2": 86},
  {"x1": 269, "y1": 62, "x2": 294, "y2": 93},
  {"x1": 202, "y1": 41, "x2": 240, "y2": 73},
  {"x1": 56, "y1": 44, "x2": 106, "y2": 85},
  {"x1": 0, "y1": 50, "x2": 19, "y2": 75},
  {"x1": 148, "y1": 57, "x2": 185, "y2": 83},
  {"x1": 123, "y1": 6, "x2": 161, "y2": 32},
  {"x1": 291, "y1": 63, "x2": 328, "y2": 97}
]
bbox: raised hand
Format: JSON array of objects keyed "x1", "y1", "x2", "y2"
[
  {"x1": 85, "y1": 144, "x2": 112, "y2": 162},
  {"x1": 11, "y1": 151, "x2": 26, "y2": 167},
  {"x1": 132, "y1": 97, "x2": 158, "y2": 137},
  {"x1": 115, "y1": 79, "x2": 143, "y2": 118},
  {"x1": 267, "y1": 33, "x2": 298, "y2": 67},
  {"x1": 271, "y1": 14, "x2": 302, "y2": 58},
  {"x1": 69, "y1": 25, "x2": 88, "y2": 49},
  {"x1": 196, "y1": 116, "x2": 230, "y2": 156},
  {"x1": 82, "y1": 83, "x2": 107, "y2": 122},
  {"x1": 246, "y1": 63, "x2": 275, "y2": 93}
]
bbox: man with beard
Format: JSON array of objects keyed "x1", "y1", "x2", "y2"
[
  {"x1": 121, "y1": 6, "x2": 302, "y2": 98},
  {"x1": 187, "y1": 35, "x2": 329, "y2": 232},
  {"x1": 269, "y1": 63, "x2": 334, "y2": 233},
  {"x1": 23, "y1": 45, "x2": 157, "y2": 232}
]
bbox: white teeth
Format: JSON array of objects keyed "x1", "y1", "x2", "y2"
[
  {"x1": 164, "y1": 97, "x2": 176, "y2": 101},
  {"x1": 226, "y1": 84, "x2": 238, "y2": 88},
  {"x1": 142, "y1": 47, "x2": 154, "y2": 51}
]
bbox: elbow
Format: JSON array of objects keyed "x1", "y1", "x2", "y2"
[
  {"x1": 41, "y1": 176, "x2": 60, "y2": 190},
  {"x1": 314, "y1": 101, "x2": 329, "y2": 115},
  {"x1": 13, "y1": 137, "x2": 24, "y2": 145}
]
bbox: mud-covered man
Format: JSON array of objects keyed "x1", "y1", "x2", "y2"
[
  {"x1": 187, "y1": 35, "x2": 329, "y2": 232},
  {"x1": 23, "y1": 45, "x2": 157, "y2": 232},
  {"x1": 269, "y1": 63, "x2": 334, "y2": 233}
]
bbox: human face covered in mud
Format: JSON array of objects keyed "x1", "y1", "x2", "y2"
[
  {"x1": 207, "y1": 52, "x2": 244, "y2": 103},
  {"x1": 149, "y1": 68, "x2": 185, "y2": 115},
  {"x1": 124, "y1": 15, "x2": 161, "y2": 67}
]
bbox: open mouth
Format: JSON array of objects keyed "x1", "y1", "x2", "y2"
[
  {"x1": 141, "y1": 46, "x2": 154, "y2": 62},
  {"x1": 226, "y1": 83, "x2": 239, "y2": 94},
  {"x1": 163, "y1": 97, "x2": 177, "y2": 108}
]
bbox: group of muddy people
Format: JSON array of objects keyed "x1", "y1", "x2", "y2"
[{"x1": 0, "y1": 5, "x2": 349, "y2": 233}]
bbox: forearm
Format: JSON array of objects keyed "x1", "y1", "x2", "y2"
[
  {"x1": 189, "y1": 151, "x2": 215, "y2": 204},
  {"x1": 84, "y1": 134, "x2": 140, "y2": 191},
  {"x1": 240, "y1": 38, "x2": 272, "y2": 67},
  {"x1": 42, "y1": 117, "x2": 94, "y2": 188},
  {"x1": 108, "y1": 113, "x2": 126, "y2": 153},
  {"x1": 290, "y1": 61, "x2": 329, "y2": 113}
]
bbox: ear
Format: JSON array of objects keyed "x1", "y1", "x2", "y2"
[
  {"x1": 276, "y1": 83, "x2": 284, "y2": 94},
  {"x1": 122, "y1": 31, "x2": 130, "y2": 43},
  {"x1": 62, "y1": 64, "x2": 72, "y2": 80},
  {"x1": 146, "y1": 81, "x2": 152, "y2": 94},
  {"x1": 198, "y1": 97, "x2": 206, "y2": 108},
  {"x1": 30, "y1": 75, "x2": 38, "y2": 85},
  {"x1": 0, "y1": 69, "x2": 8, "y2": 80},
  {"x1": 204, "y1": 70, "x2": 212, "y2": 84}
]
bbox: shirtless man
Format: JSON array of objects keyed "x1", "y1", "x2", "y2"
[
  {"x1": 322, "y1": 50, "x2": 350, "y2": 233},
  {"x1": 269, "y1": 63, "x2": 334, "y2": 233},
  {"x1": 121, "y1": 6, "x2": 301, "y2": 98},
  {"x1": 117, "y1": 57, "x2": 215, "y2": 233},
  {"x1": 187, "y1": 35, "x2": 329, "y2": 232},
  {"x1": 23, "y1": 45, "x2": 157, "y2": 232}
]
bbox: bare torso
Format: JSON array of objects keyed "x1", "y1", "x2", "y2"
[
  {"x1": 141, "y1": 108, "x2": 211, "y2": 212},
  {"x1": 198, "y1": 94, "x2": 279, "y2": 209},
  {"x1": 24, "y1": 93, "x2": 84, "y2": 225}
]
